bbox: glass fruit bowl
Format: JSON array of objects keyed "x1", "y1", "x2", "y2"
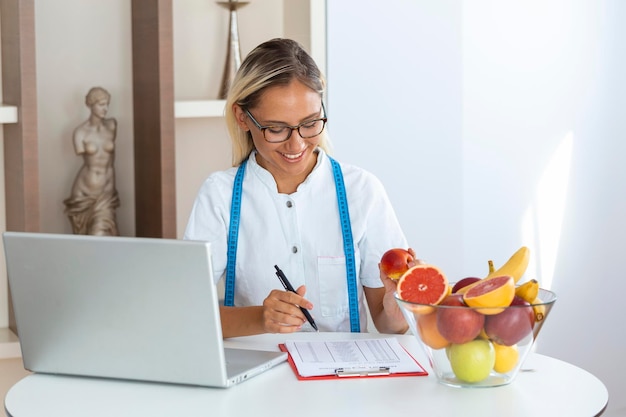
[{"x1": 395, "y1": 287, "x2": 556, "y2": 388}]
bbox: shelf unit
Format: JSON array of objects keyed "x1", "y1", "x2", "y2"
[
  {"x1": 1, "y1": 0, "x2": 326, "y2": 339},
  {"x1": 0, "y1": 0, "x2": 39, "y2": 235},
  {"x1": 131, "y1": 0, "x2": 177, "y2": 239},
  {"x1": 174, "y1": 100, "x2": 226, "y2": 119},
  {"x1": 1, "y1": 0, "x2": 40, "y2": 337},
  {"x1": 0, "y1": 104, "x2": 18, "y2": 123},
  {"x1": 1, "y1": 0, "x2": 327, "y2": 240}
]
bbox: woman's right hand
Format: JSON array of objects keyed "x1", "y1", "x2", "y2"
[{"x1": 261, "y1": 285, "x2": 314, "y2": 333}]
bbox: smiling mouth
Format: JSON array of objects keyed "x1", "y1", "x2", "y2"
[{"x1": 281, "y1": 150, "x2": 304, "y2": 160}]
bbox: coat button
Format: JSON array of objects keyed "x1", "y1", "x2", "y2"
[
  {"x1": 286, "y1": 200, "x2": 293, "y2": 208},
  {"x1": 292, "y1": 246, "x2": 298, "y2": 253}
]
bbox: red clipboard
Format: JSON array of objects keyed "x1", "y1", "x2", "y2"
[{"x1": 278, "y1": 343, "x2": 429, "y2": 381}]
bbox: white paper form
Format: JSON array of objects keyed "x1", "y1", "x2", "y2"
[{"x1": 284, "y1": 337, "x2": 423, "y2": 377}]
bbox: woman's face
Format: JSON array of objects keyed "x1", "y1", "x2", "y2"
[{"x1": 235, "y1": 80, "x2": 324, "y2": 192}]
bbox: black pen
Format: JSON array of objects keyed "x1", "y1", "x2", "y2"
[{"x1": 274, "y1": 265, "x2": 319, "y2": 332}]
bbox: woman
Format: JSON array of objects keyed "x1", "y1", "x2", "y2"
[
  {"x1": 184, "y1": 38, "x2": 413, "y2": 337},
  {"x1": 64, "y1": 87, "x2": 120, "y2": 236}
]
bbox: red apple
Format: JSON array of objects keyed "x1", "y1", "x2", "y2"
[
  {"x1": 380, "y1": 248, "x2": 414, "y2": 281},
  {"x1": 451, "y1": 277, "x2": 481, "y2": 293},
  {"x1": 436, "y1": 294, "x2": 485, "y2": 344},
  {"x1": 484, "y1": 296, "x2": 535, "y2": 346}
]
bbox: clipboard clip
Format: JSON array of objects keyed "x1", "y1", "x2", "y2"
[{"x1": 335, "y1": 367, "x2": 391, "y2": 377}]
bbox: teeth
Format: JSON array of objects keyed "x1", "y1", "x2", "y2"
[{"x1": 282, "y1": 151, "x2": 303, "y2": 160}]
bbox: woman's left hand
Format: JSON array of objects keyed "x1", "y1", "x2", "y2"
[{"x1": 368, "y1": 248, "x2": 424, "y2": 333}]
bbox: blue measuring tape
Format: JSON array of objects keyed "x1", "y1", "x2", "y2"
[
  {"x1": 328, "y1": 157, "x2": 360, "y2": 332},
  {"x1": 224, "y1": 155, "x2": 360, "y2": 332},
  {"x1": 224, "y1": 159, "x2": 247, "y2": 307}
]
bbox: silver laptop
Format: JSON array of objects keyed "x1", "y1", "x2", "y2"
[{"x1": 3, "y1": 231, "x2": 287, "y2": 388}]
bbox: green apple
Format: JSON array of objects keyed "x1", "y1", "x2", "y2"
[{"x1": 448, "y1": 340, "x2": 495, "y2": 383}]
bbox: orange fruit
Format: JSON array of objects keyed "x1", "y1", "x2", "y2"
[
  {"x1": 463, "y1": 275, "x2": 515, "y2": 315},
  {"x1": 493, "y1": 343, "x2": 519, "y2": 374},
  {"x1": 397, "y1": 264, "x2": 449, "y2": 307},
  {"x1": 416, "y1": 311, "x2": 450, "y2": 350}
]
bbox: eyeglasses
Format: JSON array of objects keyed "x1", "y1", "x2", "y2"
[{"x1": 244, "y1": 103, "x2": 327, "y2": 143}]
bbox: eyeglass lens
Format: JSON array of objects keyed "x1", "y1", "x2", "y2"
[{"x1": 264, "y1": 119, "x2": 326, "y2": 142}]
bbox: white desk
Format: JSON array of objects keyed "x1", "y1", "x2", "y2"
[{"x1": 4, "y1": 332, "x2": 608, "y2": 417}]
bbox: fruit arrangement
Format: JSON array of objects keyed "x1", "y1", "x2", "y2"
[{"x1": 388, "y1": 246, "x2": 557, "y2": 387}]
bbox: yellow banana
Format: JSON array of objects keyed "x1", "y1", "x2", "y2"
[
  {"x1": 514, "y1": 279, "x2": 539, "y2": 303},
  {"x1": 486, "y1": 246, "x2": 530, "y2": 283},
  {"x1": 532, "y1": 297, "x2": 546, "y2": 322},
  {"x1": 460, "y1": 247, "x2": 531, "y2": 295}
]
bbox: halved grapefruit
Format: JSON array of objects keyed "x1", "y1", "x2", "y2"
[
  {"x1": 462, "y1": 275, "x2": 515, "y2": 315},
  {"x1": 397, "y1": 264, "x2": 449, "y2": 310}
]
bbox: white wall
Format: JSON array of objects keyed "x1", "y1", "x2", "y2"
[
  {"x1": 327, "y1": 0, "x2": 463, "y2": 274},
  {"x1": 328, "y1": 1, "x2": 625, "y2": 415}
]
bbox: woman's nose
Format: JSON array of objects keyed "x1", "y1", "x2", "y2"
[{"x1": 286, "y1": 128, "x2": 305, "y2": 145}]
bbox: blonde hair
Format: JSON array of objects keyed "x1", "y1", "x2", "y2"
[{"x1": 225, "y1": 38, "x2": 331, "y2": 166}]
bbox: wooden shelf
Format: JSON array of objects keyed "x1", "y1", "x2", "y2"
[
  {"x1": 0, "y1": 105, "x2": 18, "y2": 124},
  {"x1": 131, "y1": 0, "x2": 177, "y2": 239},
  {"x1": 1, "y1": 0, "x2": 40, "y2": 335},
  {"x1": 175, "y1": 100, "x2": 226, "y2": 119},
  {"x1": 0, "y1": 0, "x2": 40, "y2": 234}
]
